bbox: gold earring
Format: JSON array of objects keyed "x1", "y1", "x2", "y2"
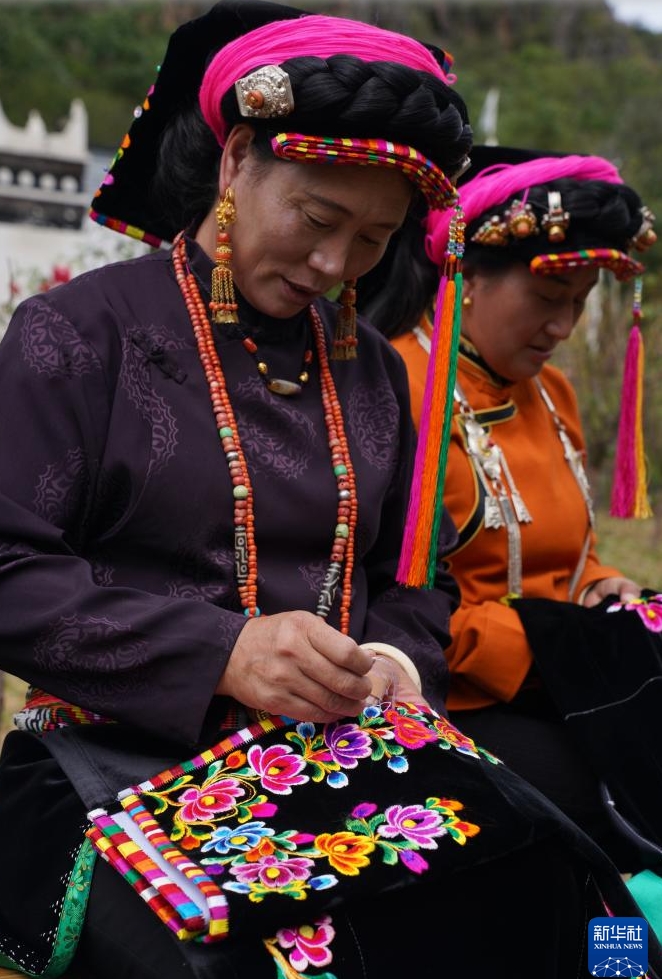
[
  {"x1": 331, "y1": 278, "x2": 358, "y2": 360},
  {"x1": 210, "y1": 187, "x2": 239, "y2": 325},
  {"x1": 462, "y1": 295, "x2": 473, "y2": 307}
]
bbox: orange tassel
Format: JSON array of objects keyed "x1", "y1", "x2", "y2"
[{"x1": 398, "y1": 206, "x2": 465, "y2": 588}]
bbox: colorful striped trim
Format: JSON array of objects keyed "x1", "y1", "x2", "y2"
[
  {"x1": 137, "y1": 715, "x2": 288, "y2": 792},
  {"x1": 14, "y1": 686, "x2": 114, "y2": 733},
  {"x1": 88, "y1": 208, "x2": 164, "y2": 250},
  {"x1": 530, "y1": 247, "x2": 644, "y2": 282},
  {"x1": 271, "y1": 133, "x2": 459, "y2": 212},
  {"x1": 85, "y1": 715, "x2": 290, "y2": 943},
  {"x1": 86, "y1": 821, "x2": 204, "y2": 940}
]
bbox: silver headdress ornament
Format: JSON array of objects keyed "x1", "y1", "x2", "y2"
[
  {"x1": 235, "y1": 65, "x2": 295, "y2": 120},
  {"x1": 541, "y1": 190, "x2": 570, "y2": 243},
  {"x1": 630, "y1": 205, "x2": 657, "y2": 252}
]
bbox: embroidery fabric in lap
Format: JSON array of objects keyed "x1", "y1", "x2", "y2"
[{"x1": 86, "y1": 705, "x2": 496, "y2": 943}]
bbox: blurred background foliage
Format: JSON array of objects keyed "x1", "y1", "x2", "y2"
[{"x1": 0, "y1": 0, "x2": 660, "y2": 543}]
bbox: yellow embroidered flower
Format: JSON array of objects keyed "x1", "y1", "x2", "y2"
[{"x1": 314, "y1": 831, "x2": 375, "y2": 875}]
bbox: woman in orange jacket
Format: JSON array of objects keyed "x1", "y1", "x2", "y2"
[{"x1": 357, "y1": 146, "x2": 660, "y2": 871}]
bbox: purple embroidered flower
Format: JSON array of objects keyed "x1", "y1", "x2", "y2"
[
  {"x1": 247, "y1": 743, "x2": 308, "y2": 794},
  {"x1": 324, "y1": 722, "x2": 373, "y2": 768},
  {"x1": 177, "y1": 778, "x2": 244, "y2": 822},
  {"x1": 352, "y1": 802, "x2": 378, "y2": 819},
  {"x1": 230, "y1": 854, "x2": 314, "y2": 888},
  {"x1": 276, "y1": 915, "x2": 336, "y2": 970},
  {"x1": 201, "y1": 820, "x2": 274, "y2": 855},
  {"x1": 377, "y1": 804, "x2": 445, "y2": 848},
  {"x1": 398, "y1": 849, "x2": 429, "y2": 874}
]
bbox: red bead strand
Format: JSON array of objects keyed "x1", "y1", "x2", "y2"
[{"x1": 172, "y1": 236, "x2": 357, "y2": 633}]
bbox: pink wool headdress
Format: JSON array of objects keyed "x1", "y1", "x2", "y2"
[
  {"x1": 199, "y1": 14, "x2": 455, "y2": 147},
  {"x1": 425, "y1": 155, "x2": 623, "y2": 267}
]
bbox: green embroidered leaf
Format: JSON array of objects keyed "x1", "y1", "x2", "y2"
[
  {"x1": 377, "y1": 842, "x2": 399, "y2": 865},
  {"x1": 367, "y1": 814, "x2": 386, "y2": 833}
]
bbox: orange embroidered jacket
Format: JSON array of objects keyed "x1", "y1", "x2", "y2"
[{"x1": 392, "y1": 327, "x2": 621, "y2": 711}]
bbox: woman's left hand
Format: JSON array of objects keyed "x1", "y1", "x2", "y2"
[
  {"x1": 365, "y1": 654, "x2": 431, "y2": 710},
  {"x1": 581, "y1": 576, "x2": 641, "y2": 608}
]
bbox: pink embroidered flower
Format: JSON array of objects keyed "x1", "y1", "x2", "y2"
[
  {"x1": 276, "y1": 915, "x2": 336, "y2": 970},
  {"x1": 635, "y1": 598, "x2": 662, "y2": 632},
  {"x1": 324, "y1": 722, "x2": 373, "y2": 767},
  {"x1": 378, "y1": 804, "x2": 445, "y2": 848},
  {"x1": 177, "y1": 778, "x2": 244, "y2": 822},
  {"x1": 608, "y1": 594, "x2": 662, "y2": 632},
  {"x1": 230, "y1": 854, "x2": 314, "y2": 888},
  {"x1": 247, "y1": 743, "x2": 308, "y2": 794},
  {"x1": 383, "y1": 708, "x2": 438, "y2": 749}
]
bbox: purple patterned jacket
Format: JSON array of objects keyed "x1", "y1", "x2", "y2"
[{"x1": 0, "y1": 240, "x2": 458, "y2": 746}]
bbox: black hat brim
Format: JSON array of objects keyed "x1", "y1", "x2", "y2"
[{"x1": 90, "y1": 0, "x2": 307, "y2": 246}]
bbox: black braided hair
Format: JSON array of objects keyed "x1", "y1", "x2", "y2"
[
  {"x1": 463, "y1": 178, "x2": 645, "y2": 272},
  {"x1": 152, "y1": 53, "x2": 471, "y2": 236}
]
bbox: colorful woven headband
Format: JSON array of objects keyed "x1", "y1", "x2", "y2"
[
  {"x1": 271, "y1": 133, "x2": 459, "y2": 212},
  {"x1": 200, "y1": 14, "x2": 455, "y2": 147},
  {"x1": 531, "y1": 248, "x2": 645, "y2": 283}
]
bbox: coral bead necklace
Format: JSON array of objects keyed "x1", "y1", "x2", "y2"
[{"x1": 172, "y1": 234, "x2": 357, "y2": 633}]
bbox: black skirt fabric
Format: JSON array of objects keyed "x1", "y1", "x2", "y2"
[
  {"x1": 513, "y1": 591, "x2": 662, "y2": 854},
  {"x1": 1, "y1": 717, "x2": 660, "y2": 979}
]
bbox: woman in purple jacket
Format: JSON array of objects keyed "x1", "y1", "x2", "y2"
[{"x1": 0, "y1": 3, "x2": 655, "y2": 978}]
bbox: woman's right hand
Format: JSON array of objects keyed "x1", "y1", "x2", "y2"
[
  {"x1": 581, "y1": 576, "x2": 640, "y2": 607},
  {"x1": 215, "y1": 610, "x2": 374, "y2": 722}
]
